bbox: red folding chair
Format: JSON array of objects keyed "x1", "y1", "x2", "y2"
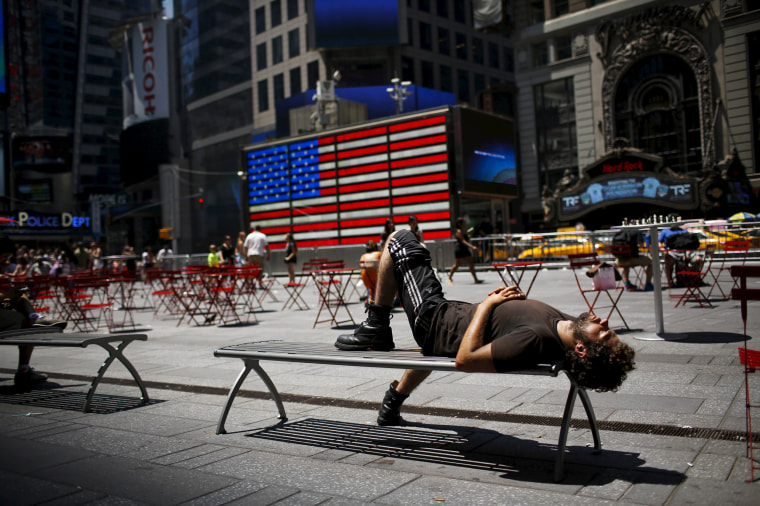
[
  {"x1": 672, "y1": 250, "x2": 714, "y2": 308},
  {"x1": 707, "y1": 240, "x2": 751, "y2": 300},
  {"x1": 58, "y1": 275, "x2": 114, "y2": 332},
  {"x1": 607, "y1": 244, "x2": 646, "y2": 290},
  {"x1": 730, "y1": 265, "x2": 760, "y2": 482},
  {"x1": 281, "y1": 271, "x2": 310, "y2": 311},
  {"x1": 568, "y1": 253, "x2": 629, "y2": 330}
]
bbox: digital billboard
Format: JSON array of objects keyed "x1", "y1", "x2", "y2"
[
  {"x1": 457, "y1": 107, "x2": 517, "y2": 197},
  {"x1": 12, "y1": 136, "x2": 72, "y2": 172},
  {"x1": 311, "y1": 0, "x2": 399, "y2": 48},
  {"x1": 244, "y1": 113, "x2": 453, "y2": 248},
  {"x1": 558, "y1": 174, "x2": 696, "y2": 220},
  {"x1": 16, "y1": 178, "x2": 53, "y2": 203}
]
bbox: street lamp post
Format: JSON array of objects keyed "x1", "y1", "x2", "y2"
[{"x1": 386, "y1": 78, "x2": 412, "y2": 115}]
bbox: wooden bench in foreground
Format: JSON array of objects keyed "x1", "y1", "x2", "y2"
[
  {"x1": 0, "y1": 327, "x2": 149, "y2": 412},
  {"x1": 214, "y1": 340, "x2": 601, "y2": 482}
]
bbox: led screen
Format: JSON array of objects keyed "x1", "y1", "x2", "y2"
[
  {"x1": 458, "y1": 107, "x2": 517, "y2": 197},
  {"x1": 558, "y1": 174, "x2": 696, "y2": 220},
  {"x1": 16, "y1": 179, "x2": 53, "y2": 203},
  {"x1": 245, "y1": 113, "x2": 452, "y2": 248},
  {"x1": 311, "y1": 0, "x2": 399, "y2": 48}
]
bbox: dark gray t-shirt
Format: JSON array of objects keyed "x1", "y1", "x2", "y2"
[{"x1": 424, "y1": 299, "x2": 572, "y2": 372}]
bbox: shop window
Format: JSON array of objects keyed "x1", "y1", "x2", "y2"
[
  {"x1": 258, "y1": 79, "x2": 269, "y2": 112},
  {"x1": 534, "y1": 77, "x2": 577, "y2": 186},
  {"x1": 555, "y1": 35, "x2": 572, "y2": 61},
  {"x1": 457, "y1": 69, "x2": 469, "y2": 102},
  {"x1": 307, "y1": 60, "x2": 319, "y2": 88},
  {"x1": 529, "y1": 0, "x2": 545, "y2": 24},
  {"x1": 255, "y1": 6, "x2": 266, "y2": 34},
  {"x1": 420, "y1": 21, "x2": 432, "y2": 50},
  {"x1": 287, "y1": 0, "x2": 298, "y2": 19},
  {"x1": 272, "y1": 36, "x2": 283, "y2": 65},
  {"x1": 290, "y1": 67, "x2": 302, "y2": 95},
  {"x1": 472, "y1": 38, "x2": 484, "y2": 64},
  {"x1": 456, "y1": 33, "x2": 467, "y2": 60},
  {"x1": 256, "y1": 42, "x2": 267, "y2": 70},
  {"x1": 271, "y1": 0, "x2": 282, "y2": 27},
  {"x1": 274, "y1": 73, "x2": 285, "y2": 102},
  {"x1": 437, "y1": 0, "x2": 449, "y2": 18},
  {"x1": 438, "y1": 27, "x2": 450, "y2": 55},
  {"x1": 489, "y1": 42, "x2": 499, "y2": 69},
  {"x1": 440, "y1": 64, "x2": 452, "y2": 92},
  {"x1": 553, "y1": 0, "x2": 569, "y2": 17},
  {"x1": 421, "y1": 60, "x2": 434, "y2": 88},
  {"x1": 533, "y1": 42, "x2": 548, "y2": 67},
  {"x1": 288, "y1": 28, "x2": 300, "y2": 58}
]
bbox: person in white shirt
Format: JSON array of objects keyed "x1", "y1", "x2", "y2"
[{"x1": 243, "y1": 225, "x2": 270, "y2": 282}]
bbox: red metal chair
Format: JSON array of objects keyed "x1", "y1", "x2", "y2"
[
  {"x1": 58, "y1": 275, "x2": 114, "y2": 332},
  {"x1": 568, "y1": 253, "x2": 629, "y2": 330},
  {"x1": 730, "y1": 265, "x2": 760, "y2": 482},
  {"x1": 707, "y1": 240, "x2": 751, "y2": 300},
  {"x1": 672, "y1": 250, "x2": 714, "y2": 308},
  {"x1": 607, "y1": 243, "x2": 647, "y2": 289}
]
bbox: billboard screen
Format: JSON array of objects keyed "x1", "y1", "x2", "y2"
[
  {"x1": 12, "y1": 136, "x2": 72, "y2": 172},
  {"x1": 311, "y1": 0, "x2": 399, "y2": 48},
  {"x1": 245, "y1": 113, "x2": 452, "y2": 248},
  {"x1": 458, "y1": 108, "x2": 517, "y2": 197},
  {"x1": 558, "y1": 174, "x2": 697, "y2": 219},
  {"x1": 16, "y1": 178, "x2": 53, "y2": 203}
]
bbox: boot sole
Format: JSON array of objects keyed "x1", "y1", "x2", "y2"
[{"x1": 334, "y1": 340, "x2": 395, "y2": 351}]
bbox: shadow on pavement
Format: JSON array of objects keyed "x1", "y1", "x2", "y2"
[
  {"x1": 662, "y1": 332, "x2": 751, "y2": 344},
  {"x1": 244, "y1": 417, "x2": 685, "y2": 486},
  {"x1": 0, "y1": 381, "x2": 161, "y2": 414}
]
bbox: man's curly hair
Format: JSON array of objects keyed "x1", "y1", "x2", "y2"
[{"x1": 564, "y1": 313, "x2": 636, "y2": 392}]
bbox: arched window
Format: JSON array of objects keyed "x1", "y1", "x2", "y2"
[{"x1": 614, "y1": 54, "x2": 701, "y2": 174}]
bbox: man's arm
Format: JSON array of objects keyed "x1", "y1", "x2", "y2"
[{"x1": 455, "y1": 286, "x2": 525, "y2": 373}]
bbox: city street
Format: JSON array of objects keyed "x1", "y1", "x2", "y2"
[{"x1": 1, "y1": 266, "x2": 758, "y2": 505}]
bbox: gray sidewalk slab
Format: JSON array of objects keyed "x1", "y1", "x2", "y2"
[{"x1": 1, "y1": 267, "x2": 759, "y2": 504}]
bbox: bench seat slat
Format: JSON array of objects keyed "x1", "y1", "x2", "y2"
[{"x1": 214, "y1": 341, "x2": 562, "y2": 376}]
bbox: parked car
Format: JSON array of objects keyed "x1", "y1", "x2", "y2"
[{"x1": 518, "y1": 236, "x2": 600, "y2": 259}]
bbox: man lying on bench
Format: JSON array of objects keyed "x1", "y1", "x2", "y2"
[{"x1": 335, "y1": 229, "x2": 636, "y2": 426}]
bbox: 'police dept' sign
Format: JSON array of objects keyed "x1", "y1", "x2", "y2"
[{"x1": 17, "y1": 211, "x2": 91, "y2": 229}]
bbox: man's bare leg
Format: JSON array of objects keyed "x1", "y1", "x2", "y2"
[{"x1": 396, "y1": 369, "x2": 431, "y2": 395}]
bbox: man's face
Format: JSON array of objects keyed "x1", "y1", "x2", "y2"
[{"x1": 581, "y1": 314, "x2": 620, "y2": 347}]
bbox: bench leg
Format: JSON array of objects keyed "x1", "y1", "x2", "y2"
[
  {"x1": 216, "y1": 359, "x2": 287, "y2": 435},
  {"x1": 554, "y1": 383, "x2": 578, "y2": 482},
  {"x1": 85, "y1": 340, "x2": 150, "y2": 413},
  {"x1": 554, "y1": 380, "x2": 602, "y2": 482},
  {"x1": 577, "y1": 386, "x2": 601, "y2": 452}
]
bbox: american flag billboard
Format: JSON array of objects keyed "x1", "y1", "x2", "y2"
[{"x1": 244, "y1": 110, "x2": 453, "y2": 248}]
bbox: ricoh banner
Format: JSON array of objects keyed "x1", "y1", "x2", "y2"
[{"x1": 124, "y1": 17, "x2": 169, "y2": 127}]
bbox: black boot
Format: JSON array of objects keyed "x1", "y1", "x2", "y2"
[
  {"x1": 335, "y1": 304, "x2": 394, "y2": 351},
  {"x1": 377, "y1": 381, "x2": 408, "y2": 426}
]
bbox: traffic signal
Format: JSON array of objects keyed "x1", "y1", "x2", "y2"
[
  {"x1": 198, "y1": 197, "x2": 204, "y2": 209},
  {"x1": 159, "y1": 227, "x2": 173, "y2": 240}
]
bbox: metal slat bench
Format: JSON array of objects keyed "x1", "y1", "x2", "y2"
[
  {"x1": 0, "y1": 327, "x2": 149, "y2": 412},
  {"x1": 214, "y1": 340, "x2": 601, "y2": 482}
]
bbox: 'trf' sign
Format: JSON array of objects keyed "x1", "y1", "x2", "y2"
[{"x1": 18, "y1": 212, "x2": 91, "y2": 228}]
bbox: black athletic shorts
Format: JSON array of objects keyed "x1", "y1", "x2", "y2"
[{"x1": 386, "y1": 230, "x2": 445, "y2": 346}]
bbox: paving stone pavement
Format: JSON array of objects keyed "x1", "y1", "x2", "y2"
[{"x1": 1, "y1": 266, "x2": 758, "y2": 505}]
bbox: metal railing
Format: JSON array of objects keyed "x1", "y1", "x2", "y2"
[{"x1": 159, "y1": 222, "x2": 760, "y2": 276}]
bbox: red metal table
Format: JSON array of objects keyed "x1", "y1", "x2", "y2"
[{"x1": 491, "y1": 261, "x2": 544, "y2": 296}]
